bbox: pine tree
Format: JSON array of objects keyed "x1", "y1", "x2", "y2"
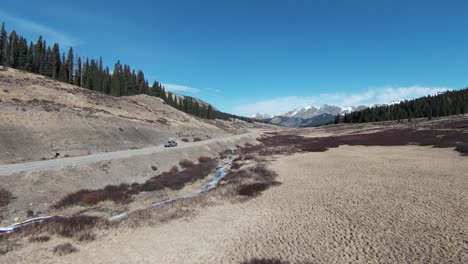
[
  {"x1": 43, "y1": 46, "x2": 53, "y2": 77},
  {"x1": 59, "y1": 52, "x2": 67, "y2": 81},
  {"x1": 0, "y1": 22, "x2": 7, "y2": 65},
  {"x1": 33, "y1": 36, "x2": 44, "y2": 73},
  {"x1": 8, "y1": 30, "x2": 18, "y2": 67},
  {"x1": 66, "y1": 47, "x2": 74, "y2": 83},
  {"x1": 74, "y1": 56, "x2": 81, "y2": 86},
  {"x1": 110, "y1": 60, "x2": 122, "y2": 96},
  {"x1": 17, "y1": 37, "x2": 28, "y2": 69},
  {"x1": 51, "y1": 43, "x2": 61, "y2": 79},
  {"x1": 25, "y1": 42, "x2": 33, "y2": 71}
]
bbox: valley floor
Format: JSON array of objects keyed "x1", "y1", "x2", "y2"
[{"x1": 4, "y1": 144, "x2": 468, "y2": 263}]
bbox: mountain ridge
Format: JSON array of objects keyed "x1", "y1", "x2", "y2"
[{"x1": 252, "y1": 104, "x2": 367, "y2": 127}]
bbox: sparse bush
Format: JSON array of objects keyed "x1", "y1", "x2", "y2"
[
  {"x1": 231, "y1": 162, "x2": 241, "y2": 170},
  {"x1": 0, "y1": 235, "x2": 19, "y2": 255},
  {"x1": 80, "y1": 193, "x2": 101, "y2": 206},
  {"x1": 16, "y1": 215, "x2": 100, "y2": 239},
  {"x1": 179, "y1": 159, "x2": 195, "y2": 168},
  {"x1": 54, "y1": 184, "x2": 132, "y2": 209},
  {"x1": 181, "y1": 138, "x2": 189, "y2": 142},
  {"x1": 53, "y1": 243, "x2": 78, "y2": 255},
  {"x1": 29, "y1": 235, "x2": 51, "y2": 243},
  {"x1": 157, "y1": 118, "x2": 168, "y2": 125},
  {"x1": 169, "y1": 166, "x2": 179, "y2": 173},
  {"x1": 241, "y1": 258, "x2": 290, "y2": 264},
  {"x1": 151, "y1": 165, "x2": 158, "y2": 171},
  {"x1": 76, "y1": 232, "x2": 96, "y2": 242},
  {"x1": 251, "y1": 166, "x2": 279, "y2": 182},
  {"x1": 238, "y1": 183, "x2": 272, "y2": 197},
  {"x1": 198, "y1": 156, "x2": 212, "y2": 163},
  {"x1": 54, "y1": 158, "x2": 216, "y2": 208},
  {"x1": 0, "y1": 186, "x2": 13, "y2": 207},
  {"x1": 193, "y1": 137, "x2": 202, "y2": 142}
]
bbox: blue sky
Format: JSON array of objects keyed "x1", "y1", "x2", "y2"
[{"x1": 1, "y1": 0, "x2": 468, "y2": 116}]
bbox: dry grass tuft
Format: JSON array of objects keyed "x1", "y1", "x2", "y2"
[
  {"x1": 0, "y1": 186, "x2": 13, "y2": 207},
  {"x1": 53, "y1": 242, "x2": 78, "y2": 256},
  {"x1": 76, "y1": 232, "x2": 96, "y2": 242},
  {"x1": 28, "y1": 235, "x2": 51, "y2": 243},
  {"x1": 0, "y1": 234, "x2": 20, "y2": 255},
  {"x1": 15, "y1": 215, "x2": 101, "y2": 240}
]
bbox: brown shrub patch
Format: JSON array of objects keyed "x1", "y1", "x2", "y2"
[
  {"x1": 241, "y1": 258, "x2": 290, "y2": 264},
  {"x1": 223, "y1": 165, "x2": 281, "y2": 198},
  {"x1": 193, "y1": 137, "x2": 203, "y2": 142},
  {"x1": 238, "y1": 183, "x2": 272, "y2": 197},
  {"x1": 54, "y1": 184, "x2": 132, "y2": 209},
  {"x1": 15, "y1": 215, "x2": 101, "y2": 239},
  {"x1": 0, "y1": 186, "x2": 13, "y2": 207},
  {"x1": 157, "y1": 118, "x2": 168, "y2": 125},
  {"x1": 54, "y1": 158, "x2": 216, "y2": 209},
  {"x1": 53, "y1": 242, "x2": 78, "y2": 255},
  {"x1": 198, "y1": 156, "x2": 212, "y2": 163},
  {"x1": 241, "y1": 127, "x2": 468, "y2": 157},
  {"x1": 76, "y1": 232, "x2": 96, "y2": 242},
  {"x1": 0, "y1": 234, "x2": 20, "y2": 255},
  {"x1": 28, "y1": 235, "x2": 51, "y2": 243},
  {"x1": 181, "y1": 138, "x2": 189, "y2": 142},
  {"x1": 231, "y1": 162, "x2": 242, "y2": 170},
  {"x1": 179, "y1": 159, "x2": 195, "y2": 168}
]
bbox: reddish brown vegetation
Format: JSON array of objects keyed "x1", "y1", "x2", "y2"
[
  {"x1": 231, "y1": 162, "x2": 241, "y2": 170},
  {"x1": 241, "y1": 258, "x2": 291, "y2": 264},
  {"x1": 179, "y1": 159, "x2": 195, "y2": 168},
  {"x1": 198, "y1": 156, "x2": 212, "y2": 163},
  {"x1": 15, "y1": 215, "x2": 100, "y2": 239},
  {"x1": 54, "y1": 184, "x2": 132, "y2": 208},
  {"x1": 238, "y1": 183, "x2": 272, "y2": 197},
  {"x1": 241, "y1": 127, "x2": 468, "y2": 156},
  {"x1": 54, "y1": 158, "x2": 216, "y2": 209},
  {"x1": 223, "y1": 165, "x2": 281, "y2": 197}
]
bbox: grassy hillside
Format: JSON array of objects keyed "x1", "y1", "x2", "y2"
[{"x1": 0, "y1": 67, "x2": 252, "y2": 163}]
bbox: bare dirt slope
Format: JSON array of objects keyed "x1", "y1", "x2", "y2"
[{"x1": 0, "y1": 67, "x2": 258, "y2": 164}]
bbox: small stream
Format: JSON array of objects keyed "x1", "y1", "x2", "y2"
[
  {"x1": 0, "y1": 159, "x2": 233, "y2": 233},
  {"x1": 152, "y1": 159, "x2": 232, "y2": 206}
]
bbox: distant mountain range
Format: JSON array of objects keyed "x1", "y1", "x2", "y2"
[{"x1": 252, "y1": 104, "x2": 367, "y2": 127}]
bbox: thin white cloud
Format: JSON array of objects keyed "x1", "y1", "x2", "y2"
[
  {"x1": 0, "y1": 10, "x2": 80, "y2": 47},
  {"x1": 233, "y1": 85, "x2": 451, "y2": 116},
  {"x1": 163, "y1": 83, "x2": 200, "y2": 93}
]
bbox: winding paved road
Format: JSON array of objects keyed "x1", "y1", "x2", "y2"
[{"x1": 0, "y1": 131, "x2": 258, "y2": 176}]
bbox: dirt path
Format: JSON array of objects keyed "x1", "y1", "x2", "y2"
[{"x1": 0, "y1": 131, "x2": 259, "y2": 176}]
